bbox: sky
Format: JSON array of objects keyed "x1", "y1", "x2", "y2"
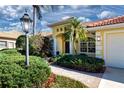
[{"x1": 1, "y1": 5, "x2": 124, "y2": 32}]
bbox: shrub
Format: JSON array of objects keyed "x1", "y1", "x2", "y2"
[
  {"x1": 16, "y1": 35, "x2": 26, "y2": 50},
  {"x1": 29, "y1": 35, "x2": 53, "y2": 57},
  {"x1": 0, "y1": 52, "x2": 51, "y2": 88},
  {"x1": 53, "y1": 54, "x2": 105, "y2": 73},
  {"x1": 16, "y1": 34, "x2": 53, "y2": 57},
  {"x1": 0, "y1": 48, "x2": 21, "y2": 55}
]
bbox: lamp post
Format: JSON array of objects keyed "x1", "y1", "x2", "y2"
[{"x1": 20, "y1": 11, "x2": 32, "y2": 67}]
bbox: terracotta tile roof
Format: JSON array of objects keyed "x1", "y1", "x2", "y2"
[
  {"x1": 83, "y1": 16, "x2": 124, "y2": 28},
  {"x1": 0, "y1": 31, "x2": 23, "y2": 39}
]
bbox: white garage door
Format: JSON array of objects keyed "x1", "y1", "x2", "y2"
[{"x1": 106, "y1": 32, "x2": 124, "y2": 68}]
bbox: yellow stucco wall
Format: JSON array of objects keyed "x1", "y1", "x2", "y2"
[
  {"x1": 52, "y1": 23, "x2": 70, "y2": 54},
  {"x1": 52, "y1": 23, "x2": 70, "y2": 36},
  {"x1": 96, "y1": 27, "x2": 124, "y2": 59},
  {"x1": 56, "y1": 34, "x2": 65, "y2": 54}
]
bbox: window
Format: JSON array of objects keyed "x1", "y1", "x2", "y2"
[
  {"x1": 80, "y1": 39, "x2": 95, "y2": 53},
  {"x1": 8, "y1": 42, "x2": 14, "y2": 48},
  {"x1": 88, "y1": 42, "x2": 95, "y2": 52},
  {"x1": 0, "y1": 41, "x2": 7, "y2": 48},
  {"x1": 80, "y1": 42, "x2": 87, "y2": 52}
]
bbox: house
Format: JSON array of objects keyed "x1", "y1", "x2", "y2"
[
  {"x1": 48, "y1": 16, "x2": 124, "y2": 68},
  {"x1": 37, "y1": 31, "x2": 52, "y2": 37},
  {"x1": 0, "y1": 31, "x2": 22, "y2": 50}
]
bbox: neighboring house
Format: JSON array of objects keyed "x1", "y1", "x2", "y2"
[
  {"x1": 0, "y1": 31, "x2": 22, "y2": 50},
  {"x1": 49, "y1": 16, "x2": 124, "y2": 68}
]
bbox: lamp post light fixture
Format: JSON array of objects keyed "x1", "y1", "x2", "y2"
[{"x1": 20, "y1": 11, "x2": 32, "y2": 67}]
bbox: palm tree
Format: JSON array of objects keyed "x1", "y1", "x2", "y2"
[
  {"x1": 32, "y1": 5, "x2": 55, "y2": 35},
  {"x1": 65, "y1": 18, "x2": 87, "y2": 54},
  {"x1": 32, "y1": 5, "x2": 42, "y2": 36}
]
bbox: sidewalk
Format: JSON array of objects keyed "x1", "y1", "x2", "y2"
[{"x1": 50, "y1": 65, "x2": 103, "y2": 88}]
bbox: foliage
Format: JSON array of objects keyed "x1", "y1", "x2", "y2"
[
  {"x1": 0, "y1": 48, "x2": 21, "y2": 55},
  {"x1": 50, "y1": 75, "x2": 88, "y2": 88},
  {"x1": 29, "y1": 34, "x2": 44, "y2": 55},
  {"x1": 29, "y1": 34, "x2": 53, "y2": 57},
  {"x1": 16, "y1": 34, "x2": 53, "y2": 57},
  {"x1": 0, "y1": 50, "x2": 51, "y2": 88},
  {"x1": 16, "y1": 35, "x2": 26, "y2": 50},
  {"x1": 53, "y1": 54, "x2": 105, "y2": 73},
  {"x1": 65, "y1": 18, "x2": 87, "y2": 54}
]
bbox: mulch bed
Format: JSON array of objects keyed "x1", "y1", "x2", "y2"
[{"x1": 42, "y1": 73, "x2": 56, "y2": 88}]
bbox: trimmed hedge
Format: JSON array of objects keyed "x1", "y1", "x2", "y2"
[
  {"x1": 0, "y1": 49, "x2": 51, "y2": 88},
  {"x1": 0, "y1": 48, "x2": 21, "y2": 55},
  {"x1": 52, "y1": 54, "x2": 105, "y2": 73}
]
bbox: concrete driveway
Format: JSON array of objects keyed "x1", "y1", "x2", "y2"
[{"x1": 99, "y1": 67, "x2": 124, "y2": 88}]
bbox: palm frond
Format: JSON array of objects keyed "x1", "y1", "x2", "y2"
[
  {"x1": 33, "y1": 5, "x2": 42, "y2": 20},
  {"x1": 64, "y1": 17, "x2": 88, "y2": 54}
]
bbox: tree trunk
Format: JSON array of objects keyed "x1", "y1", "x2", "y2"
[
  {"x1": 73, "y1": 41, "x2": 77, "y2": 54},
  {"x1": 33, "y1": 6, "x2": 37, "y2": 36}
]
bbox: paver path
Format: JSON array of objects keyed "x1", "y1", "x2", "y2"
[
  {"x1": 50, "y1": 65, "x2": 103, "y2": 88},
  {"x1": 99, "y1": 67, "x2": 124, "y2": 88}
]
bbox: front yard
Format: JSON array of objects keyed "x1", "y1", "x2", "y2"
[
  {"x1": 0, "y1": 49, "x2": 87, "y2": 88},
  {"x1": 0, "y1": 48, "x2": 105, "y2": 88}
]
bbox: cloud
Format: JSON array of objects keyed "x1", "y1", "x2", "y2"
[
  {"x1": 41, "y1": 20, "x2": 48, "y2": 26},
  {"x1": 39, "y1": 27, "x2": 52, "y2": 32},
  {"x1": 0, "y1": 5, "x2": 124, "y2": 32},
  {"x1": 9, "y1": 22, "x2": 21, "y2": 26},
  {"x1": 69, "y1": 5, "x2": 82, "y2": 10},
  {"x1": 61, "y1": 16, "x2": 72, "y2": 20},
  {"x1": 69, "y1": 5, "x2": 100, "y2": 10},
  {"x1": 0, "y1": 5, "x2": 32, "y2": 21},
  {"x1": 59, "y1": 5, "x2": 65, "y2": 10},
  {"x1": 0, "y1": 5, "x2": 32, "y2": 31},
  {"x1": 97, "y1": 11, "x2": 117, "y2": 19},
  {"x1": 78, "y1": 17, "x2": 91, "y2": 22}
]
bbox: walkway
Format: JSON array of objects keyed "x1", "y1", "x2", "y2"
[{"x1": 50, "y1": 65, "x2": 103, "y2": 88}]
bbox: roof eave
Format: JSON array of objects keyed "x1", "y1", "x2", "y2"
[
  {"x1": 87, "y1": 23, "x2": 124, "y2": 31},
  {"x1": 48, "y1": 17, "x2": 74, "y2": 27}
]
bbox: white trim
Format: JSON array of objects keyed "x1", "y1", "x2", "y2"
[
  {"x1": 53, "y1": 36, "x2": 57, "y2": 56},
  {"x1": 87, "y1": 23, "x2": 124, "y2": 31},
  {"x1": 69, "y1": 38, "x2": 73, "y2": 54},
  {"x1": 104, "y1": 29, "x2": 124, "y2": 66}
]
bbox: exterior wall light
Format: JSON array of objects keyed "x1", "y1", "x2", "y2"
[{"x1": 97, "y1": 36, "x2": 101, "y2": 41}]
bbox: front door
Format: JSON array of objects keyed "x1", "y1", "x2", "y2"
[{"x1": 65, "y1": 41, "x2": 70, "y2": 53}]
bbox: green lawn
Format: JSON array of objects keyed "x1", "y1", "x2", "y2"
[{"x1": 50, "y1": 75, "x2": 88, "y2": 88}]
